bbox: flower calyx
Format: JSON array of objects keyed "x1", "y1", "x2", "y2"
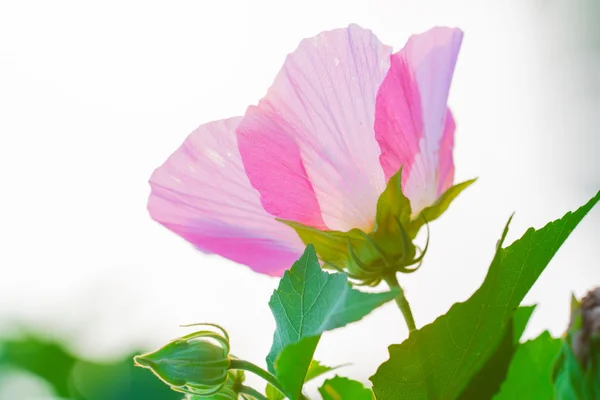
[{"x1": 283, "y1": 168, "x2": 475, "y2": 286}]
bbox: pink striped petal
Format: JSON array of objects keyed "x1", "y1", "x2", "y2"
[
  {"x1": 437, "y1": 109, "x2": 455, "y2": 195},
  {"x1": 237, "y1": 24, "x2": 393, "y2": 232},
  {"x1": 375, "y1": 27, "x2": 462, "y2": 214},
  {"x1": 148, "y1": 117, "x2": 305, "y2": 276},
  {"x1": 374, "y1": 49, "x2": 423, "y2": 187}
]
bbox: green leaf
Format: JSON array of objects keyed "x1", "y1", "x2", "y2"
[
  {"x1": 266, "y1": 383, "x2": 284, "y2": 400},
  {"x1": 271, "y1": 337, "x2": 319, "y2": 399},
  {"x1": 319, "y1": 376, "x2": 374, "y2": 400},
  {"x1": 268, "y1": 245, "x2": 398, "y2": 398},
  {"x1": 0, "y1": 336, "x2": 182, "y2": 400},
  {"x1": 457, "y1": 305, "x2": 536, "y2": 400},
  {"x1": 553, "y1": 288, "x2": 600, "y2": 399},
  {"x1": 371, "y1": 191, "x2": 600, "y2": 400},
  {"x1": 266, "y1": 359, "x2": 340, "y2": 400},
  {"x1": 305, "y1": 359, "x2": 341, "y2": 382},
  {"x1": 407, "y1": 179, "x2": 476, "y2": 238},
  {"x1": 493, "y1": 332, "x2": 561, "y2": 400},
  {"x1": 553, "y1": 328, "x2": 600, "y2": 399}
]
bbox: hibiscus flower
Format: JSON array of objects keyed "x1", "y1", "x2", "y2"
[{"x1": 148, "y1": 25, "x2": 467, "y2": 278}]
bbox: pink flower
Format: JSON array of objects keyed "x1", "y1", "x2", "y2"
[{"x1": 149, "y1": 25, "x2": 463, "y2": 276}]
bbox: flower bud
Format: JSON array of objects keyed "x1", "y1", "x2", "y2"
[
  {"x1": 552, "y1": 287, "x2": 600, "y2": 399},
  {"x1": 134, "y1": 323, "x2": 231, "y2": 397}
]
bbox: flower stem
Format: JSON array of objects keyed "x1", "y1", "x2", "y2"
[
  {"x1": 383, "y1": 273, "x2": 416, "y2": 333},
  {"x1": 238, "y1": 385, "x2": 268, "y2": 400},
  {"x1": 229, "y1": 359, "x2": 288, "y2": 398}
]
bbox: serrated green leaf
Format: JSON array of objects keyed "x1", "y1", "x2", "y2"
[
  {"x1": 407, "y1": 179, "x2": 476, "y2": 238},
  {"x1": 319, "y1": 376, "x2": 374, "y2": 400},
  {"x1": 493, "y1": 331, "x2": 561, "y2": 400},
  {"x1": 268, "y1": 245, "x2": 398, "y2": 398},
  {"x1": 457, "y1": 305, "x2": 536, "y2": 400},
  {"x1": 371, "y1": 191, "x2": 600, "y2": 400}
]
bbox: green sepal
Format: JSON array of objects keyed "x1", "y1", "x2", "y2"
[
  {"x1": 374, "y1": 167, "x2": 412, "y2": 236},
  {"x1": 186, "y1": 370, "x2": 245, "y2": 400},
  {"x1": 277, "y1": 221, "x2": 379, "y2": 281},
  {"x1": 406, "y1": 178, "x2": 477, "y2": 238}
]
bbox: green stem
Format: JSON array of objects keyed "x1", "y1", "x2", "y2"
[
  {"x1": 238, "y1": 385, "x2": 268, "y2": 400},
  {"x1": 229, "y1": 359, "x2": 288, "y2": 398},
  {"x1": 383, "y1": 273, "x2": 416, "y2": 333}
]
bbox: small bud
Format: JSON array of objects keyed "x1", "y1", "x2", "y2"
[
  {"x1": 553, "y1": 288, "x2": 600, "y2": 399},
  {"x1": 134, "y1": 323, "x2": 231, "y2": 397}
]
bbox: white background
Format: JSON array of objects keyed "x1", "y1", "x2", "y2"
[{"x1": 1, "y1": 0, "x2": 599, "y2": 396}]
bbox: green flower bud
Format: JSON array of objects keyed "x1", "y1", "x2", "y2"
[
  {"x1": 553, "y1": 288, "x2": 600, "y2": 399},
  {"x1": 134, "y1": 323, "x2": 232, "y2": 397}
]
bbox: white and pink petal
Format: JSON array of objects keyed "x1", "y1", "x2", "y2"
[
  {"x1": 375, "y1": 27, "x2": 463, "y2": 214},
  {"x1": 237, "y1": 24, "x2": 393, "y2": 232},
  {"x1": 148, "y1": 117, "x2": 305, "y2": 276}
]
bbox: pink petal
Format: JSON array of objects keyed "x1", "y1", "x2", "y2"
[
  {"x1": 437, "y1": 109, "x2": 455, "y2": 195},
  {"x1": 375, "y1": 27, "x2": 462, "y2": 213},
  {"x1": 237, "y1": 24, "x2": 393, "y2": 232},
  {"x1": 148, "y1": 117, "x2": 305, "y2": 276},
  {"x1": 374, "y1": 49, "x2": 423, "y2": 187}
]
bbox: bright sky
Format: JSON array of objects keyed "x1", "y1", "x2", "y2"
[{"x1": 1, "y1": 0, "x2": 598, "y2": 395}]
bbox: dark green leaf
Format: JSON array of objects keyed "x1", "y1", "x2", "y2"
[
  {"x1": 457, "y1": 306, "x2": 536, "y2": 400},
  {"x1": 268, "y1": 245, "x2": 398, "y2": 398},
  {"x1": 493, "y1": 332, "x2": 561, "y2": 399},
  {"x1": 0, "y1": 336, "x2": 77, "y2": 397},
  {"x1": 0, "y1": 336, "x2": 180, "y2": 400},
  {"x1": 319, "y1": 376, "x2": 373, "y2": 400},
  {"x1": 371, "y1": 191, "x2": 600, "y2": 400}
]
